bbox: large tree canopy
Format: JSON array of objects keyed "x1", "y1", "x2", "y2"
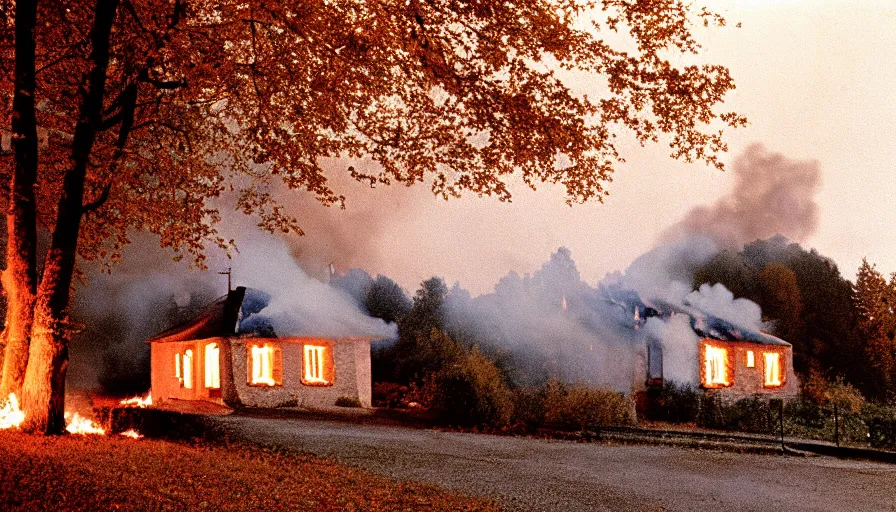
[
  {"x1": 3, "y1": 0, "x2": 744, "y2": 262},
  {"x1": 0, "y1": 0, "x2": 744, "y2": 433}
]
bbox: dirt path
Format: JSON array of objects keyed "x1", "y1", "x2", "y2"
[{"x1": 216, "y1": 414, "x2": 896, "y2": 512}]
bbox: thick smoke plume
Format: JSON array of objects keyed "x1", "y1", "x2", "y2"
[
  {"x1": 442, "y1": 144, "x2": 820, "y2": 389},
  {"x1": 233, "y1": 233, "x2": 397, "y2": 339},
  {"x1": 661, "y1": 144, "x2": 820, "y2": 247},
  {"x1": 444, "y1": 248, "x2": 647, "y2": 389},
  {"x1": 443, "y1": 238, "x2": 772, "y2": 390}
]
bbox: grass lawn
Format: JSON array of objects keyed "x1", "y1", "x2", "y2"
[{"x1": 0, "y1": 431, "x2": 498, "y2": 511}]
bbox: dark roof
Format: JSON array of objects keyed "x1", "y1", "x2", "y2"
[
  {"x1": 640, "y1": 298, "x2": 791, "y2": 347},
  {"x1": 148, "y1": 287, "x2": 246, "y2": 343},
  {"x1": 692, "y1": 315, "x2": 791, "y2": 347}
]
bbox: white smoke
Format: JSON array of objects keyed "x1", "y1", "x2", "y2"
[
  {"x1": 684, "y1": 283, "x2": 762, "y2": 332},
  {"x1": 643, "y1": 315, "x2": 699, "y2": 385},
  {"x1": 232, "y1": 233, "x2": 397, "y2": 339},
  {"x1": 613, "y1": 235, "x2": 719, "y2": 305}
]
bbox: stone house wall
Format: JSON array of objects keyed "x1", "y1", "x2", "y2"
[
  {"x1": 698, "y1": 338, "x2": 799, "y2": 401},
  {"x1": 153, "y1": 336, "x2": 372, "y2": 409}
]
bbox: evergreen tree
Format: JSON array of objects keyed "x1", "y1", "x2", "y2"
[{"x1": 853, "y1": 260, "x2": 896, "y2": 400}]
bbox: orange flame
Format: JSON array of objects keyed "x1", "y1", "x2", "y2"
[
  {"x1": 2, "y1": 393, "x2": 145, "y2": 437},
  {"x1": 119, "y1": 393, "x2": 152, "y2": 408},
  {"x1": 64, "y1": 412, "x2": 106, "y2": 435},
  {"x1": 0, "y1": 393, "x2": 25, "y2": 430},
  {"x1": 120, "y1": 429, "x2": 142, "y2": 439}
]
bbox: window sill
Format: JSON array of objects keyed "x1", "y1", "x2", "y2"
[{"x1": 301, "y1": 380, "x2": 333, "y2": 387}]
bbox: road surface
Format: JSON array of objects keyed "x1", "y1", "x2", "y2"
[{"x1": 216, "y1": 414, "x2": 896, "y2": 511}]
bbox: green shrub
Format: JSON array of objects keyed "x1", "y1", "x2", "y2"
[
  {"x1": 697, "y1": 394, "x2": 874, "y2": 445},
  {"x1": 645, "y1": 381, "x2": 701, "y2": 423},
  {"x1": 781, "y1": 397, "x2": 870, "y2": 445},
  {"x1": 510, "y1": 386, "x2": 548, "y2": 430},
  {"x1": 543, "y1": 380, "x2": 633, "y2": 431},
  {"x1": 698, "y1": 395, "x2": 776, "y2": 434},
  {"x1": 773, "y1": 376, "x2": 871, "y2": 445},
  {"x1": 372, "y1": 382, "x2": 409, "y2": 408},
  {"x1": 335, "y1": 396, "x2": 363, "y2": 408},
  {"x1": 863, "y1": 403, "x2": 896, "y2": 449},
  {"x1": 423, "y1": 347, "x2": 514, "y2": 428}
]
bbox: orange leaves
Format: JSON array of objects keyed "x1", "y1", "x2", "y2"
[{"x1": 12, "y1": 0, "x2": 742, "y2": 265}]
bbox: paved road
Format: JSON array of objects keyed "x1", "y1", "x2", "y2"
[{"x1": 217, "y1": 414, "x2": 896, "y2": 512}]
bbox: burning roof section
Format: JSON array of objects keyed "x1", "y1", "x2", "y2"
[
  {"x1": 148, "y1": 286, "x2": 384, "y2": 342},
  {"x1": 630, "y1": 296, "x2": 790, "y2": 347},
  {"x1": 149, "y1": 287, "x2": 246, "y2": 343}
]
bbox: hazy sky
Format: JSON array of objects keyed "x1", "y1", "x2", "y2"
[{"x1": 190, "y1": 1, "x2": 896, "y2": 297}]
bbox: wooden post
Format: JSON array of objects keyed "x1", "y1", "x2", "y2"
[
  {"x1": 834, "y1": 403, "x2": 840, "y2": 448},
  {"x1": 770, "y1": 398, "x2": 785, "y2": 452},
  {"x1": 779, "y1": 400, "x2": 785, "y2": 452},
  {"x1": 217, "y1": 267, "x2": 232, "y2": 292}
]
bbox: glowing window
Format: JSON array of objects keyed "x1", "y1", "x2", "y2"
[
  {"x1": 249, "y1": 344, "x2": 279, "y2": 386},
  {"x1": 303, "y1": 345, "x2": 328, "y2": 384},
  {"x1": 764, "y1": 353, "x2": 782, "y2": 387},
  {"x1": 175, "y1": 352, "x2": 181, "y2": 381},
  {"x1": 182, "y1": 349, "x2": 194, "y2": 389},
  {"x1": 205, "y1": 343, "x2": 220, "y2": 389},
  {"x1": 746, "y1": 350, "x2": 755, "y2": 368},
  {"x1": 704, "y1": 345, "x2": 729, "y2": 386}
]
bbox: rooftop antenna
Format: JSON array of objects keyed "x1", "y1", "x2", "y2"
[{"x1": 218, "y1": 267, "x2": 232, "y2": 292}]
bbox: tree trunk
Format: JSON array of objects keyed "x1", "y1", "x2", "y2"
[
  {"x1": 21, "y1": 0, "x2": 119, "y2": 434},
  {"x1": 0, "y1": 0, "x2": 40, "y2": 400},
  {"x1": 0, "y1": 330, "x2": 7, "y2": 380}
]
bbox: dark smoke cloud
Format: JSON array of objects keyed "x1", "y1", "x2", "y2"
[
  {"x1": 69, "y1": 235, "x2": 220, "y2": 391},
  {"x1": 276, "y1": 158, "x2": 415, "y2": 280},
  {"x1": 661, "y1": 144, "x2": 821, "y2": 247}
]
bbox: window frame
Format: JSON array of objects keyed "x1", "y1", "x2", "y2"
[
  {"x1": 763, "y1": 352, "x2": 783, "y2": 388},
  {"x1": 301, "y1": 343, "x2": 334, "y2": 387},
  {"x1": 205, "y1": 342, "x2": 221, "y2": 390},
  {"x1": 702, "y1": 343, "x2": 732, "y2": 388},
  {"x1": 247, "y1": 342, "x2": 283, "y2": 387}
]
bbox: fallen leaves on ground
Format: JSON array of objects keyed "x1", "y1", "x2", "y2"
[{"x1": 0, "y1": 431, "x2": 498, "y2": 511}]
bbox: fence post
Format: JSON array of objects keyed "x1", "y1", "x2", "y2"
[
  {"x1": 770, "y1": 398, "x2": 785, "y2": 453},
  {"x1": 834, "y1": 403, "x2": 840, "y2": 448},
  {"x1": 779, "y1": 400, "x2": 785, "y2": 452}
]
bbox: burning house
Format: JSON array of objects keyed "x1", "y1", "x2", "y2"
[
  {"x1": 442, "y1": 246, "x2": 800, "y2": 402},
  {"x1": 149, "y1": 286, "x2": 373, "y2": 408},
  {"x1": 694, "y1": 326, "x2": 797, "y2": 399},
  {"x1": 639, "y1": 298, "x2": 799, "y2": 400}
]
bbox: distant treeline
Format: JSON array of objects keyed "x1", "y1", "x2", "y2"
[{"x1": 338, "y1": 235, "x2": 896, "y2": 421}]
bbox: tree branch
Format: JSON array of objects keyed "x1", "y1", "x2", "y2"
[{"x1": 81, "y1": 182, "x2": 111, "y2": 213}]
